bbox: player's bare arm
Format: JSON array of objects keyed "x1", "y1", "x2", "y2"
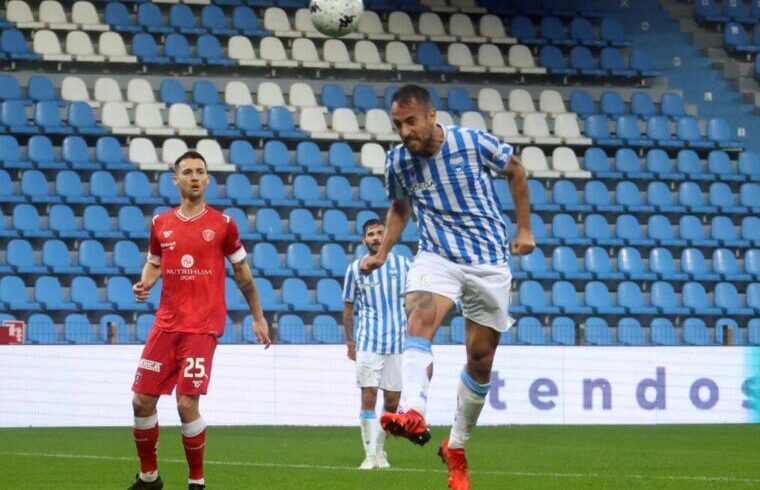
[
  {"x1": 360, "y1": 199, "x2": 411, "y2": 275},
  {"x1": 133, "y1": 261, "x2": 161, "y2": 303},
  {"x1": 232, "y1": 259, "x2": 272, "y2": 348},
  {"x1": 503, "y1": 155, "x2": 536, "y2": 256},
  {"x1": 342, "y1": 301, "x2": 356, "y2": 361}
]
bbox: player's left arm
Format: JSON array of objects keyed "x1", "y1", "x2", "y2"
[
  {"x1": 232, "y1": 259, "x2": 271, "y2": 348},
  {"x1": 503, "y1": 154, "x2": 535, "y2": 256}
]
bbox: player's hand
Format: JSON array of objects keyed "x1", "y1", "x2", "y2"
[
  {"x1": 252, "y1": 316, "x2": 271, "y2": 349},
  {"x1": 360, "y1": 254, "x2": 385, "y2": 275},
  {"x1": 346, "y1": 341, "x2": 356, "y2": 361},
  {"x1": 132, "y1": 281, "x2": 151, "y2": 302},
  {"x1": 511, "y1": 228, "x2": 536, "y2": 256}
]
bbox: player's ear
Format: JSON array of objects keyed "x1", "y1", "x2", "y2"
[{"x1": 172, "y1": 173, "x2": 178, "y2": 187}]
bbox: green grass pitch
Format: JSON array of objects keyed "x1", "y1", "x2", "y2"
[{"x1": 2, "y1": 425, "x2": 759, "y2": 489}]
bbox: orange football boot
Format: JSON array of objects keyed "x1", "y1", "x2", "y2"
[
  {"x1": 379, "y1": 409, "x2": 431, "y2": 446},
  {"x1": 438, "y1": 438, "x2": 470, "y2": 490}
]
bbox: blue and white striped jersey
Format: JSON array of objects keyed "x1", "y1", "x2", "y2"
[
  {"x1": 386, "y1": 124, "x2": 513, "y2": 265},
  {"x1": 342, "y1": 252, "x2": 409, "y2": 354}
]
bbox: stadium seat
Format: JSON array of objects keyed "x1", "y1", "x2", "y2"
[
  {"x1": 517, "y1": 317, "x2": 545, "y2": 345},
  {"x1": 113, "y1": 240, "x2": 142, "y2": 275},
  {"x1": 583, "y1": 281, "x2": 624, "y2": 315},
  {"x1": 712, "y1": 248, "x2": 752, "y2": 281},
  {"x1": 520, "y1": 248, "x2": 558, "y2": 280},
  {"x1": 1, "y1": 275, "x2": 41, "y2": 310},
  {"x1": 618, "y1": 318, "x2": 646, "y2": 346},
  {"x1": 651, "y1": 318, "x2": 679, "y2": 345},
  {"x1": 64, "y1": 314, "x2": 96, "y2": 344},
  {"x1": 649, "y1": 248, "x2": 688, "y2": 281},
  {"x1": 255, "y1": 208, "x2": 295, "y2": 242},
  {"x1": 286, "y1": 243, "x2": 325, "y2": 277},
  {"x1": 42, "y1": 239, "x2": 80, "y2": 274},
  {"x1": 317, "y1": 278, "x2": 343, "y2": 312},
  {"x1": 13, "y1": 203, "x2": 53, "y2": 238},
  {"x1": 63, "y1": 136, "x2": 99, "y2": 170},
  {"x1": 682, "y1": 282, "x2": 722, "y2": 315},
  {"x1": 651, "y1": 281, "x2": 689, "y2": 315},
  {"x1": 680, "y1": 215, "x2": 717, "y2": 248},
  {"x1": 682, "y1": 248, "x2": 719, "y2": 281},
  {"x1": 320, "y1": 243, "x2": 349, "y2": 278},
  {"x1": 282, "y1": 278, "x2": 323, "y2": 312},
  {"x1": 278, "y1": 315, "x2": 307, "y2": 343},
  {"x1": 551, "y1": 317, "x2": 576, "y2": 345},
  {"x1": 553, "y1": 281, "x2": 592, "y2": 315},
  {"x1": 26, "y1": 314, "x2": 59, "y2": 344},
  {"x1": 225, "y1": 277, "x2": 248, "y2": 312},
  {"x1": 56, "y1": 170, "x2": 95, "y2": 205},
  {"x1": 79, "y1": 239, "x2": 119, "y2": 274},
  {"x1": 585, "y1": 317, "x2": 614, "y2": 345},
  {"x1": 312, "y1": 315, "x2": 344, "y2": 344},
  {"x1": 8, "y1": 239, "x2": 48, "y2": 274},
  {"x1": 21, "y1": 170, "x2": 58, "y2": 204},
  {"x1": 584, "y1": 247, "x2": 623, "y2": 280},
  {"x1": 715, "y1": 318, "x2": 742, "y2": 346},
  {"x1": 100, "y1": 314, "x2": 131, "y2": 344},
  {"x1": 518, "y1": 280, "x2": 560, "y2": 314},
  {"x1": 617, "y1": 281, "x2": 657, "y2": 315},
  {"x1": 323, "y1": 210, "x2": 359, "y2": 242},
  {"x1": 683, "y1": 318, "x2": 712, "y2": 345},
  {"x1": 714, "y1": 282, "x2": 754, "y2": 315}
]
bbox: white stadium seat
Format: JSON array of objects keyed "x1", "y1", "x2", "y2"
[
  {"x1": 521, "y1": 146, "x2": 559, "y2": 178},
  {"x1": 228, "y1": 36, "x2": 266, "y2": 67},
  {"x1": 479, "y1": 15, "x2": 517, "y2": 44},
  {"x1": 491, "y1": 112, "x2": 530, "y2": 144},
  {"x1": 419, "y1": 12, "x2": 456, "y2": 42},
  {"x1": 478, "y1": 88, "x2": 506, "y2": 114},
  {"x1": 448, "y1": 43, "x2": 485, "y2": 73},
  {"x1": 523, "y1": 113, "x2": 562, "y2": 145},
  {"x1": 197, "y1": 139, "x2": 235, "y2": 171},
  {"x1": 95, "y1": 78, "x2": 127, "y2": 106},
  {"x1": 289, "y1": 83, "x2": 323, "y2": 111},
  {"x1": 436, "y1": 110, "x2": 455, "y2": 126},
  {"x1": 299, "y1": 107, "x2": 339, "y2": 140},
  {"x1": 291, "y1": 38, "x2": 330, "y2": 69},
  {"x1": 365, "y1": 109, "x2": 399, "y2": 142},
  {"x1": 33, "y1": 30, "x2": 72, "y2": 61},
  {"x1": 259, "y1": 37, "x2": 298, "y2": 68},
  {"x1": 98, "y1": 32, "x2": 137, "y2": 63},
  {"x1": 386, "y1": 41, "x2": 423, "y2": 71},
  {"x1": 324, "y1": 39, "x2": 362, "y2": 70},
  {"x1": 127, "y1": 79, "x2": 161, "y2": 106},
  {"x1": 135, "y1": 103, "x2": 173, "y2": 135},
  {"x1": 449, "y1": 13, "x2": 486, "y2": 43},
  {"x1": 332, "y1": 108, "x2": 370, "y2": 140},
  {"x1": 224, "y1": 81, "x2": 254, "y2": 107},
  {"x1": 168, "y1": 103, "x2": 207, "y2": 136},
  {"x1": 388, "y1": 12, "x2": 425, "y2": 42},
  {"x1": 7, "y1": 0, "x2": 44, "y2": 29},
  {"x1": 61, "y1": 76, "x2": 92, "y2": 105},
  {"x1": 66, "y1": 30, "x2": 105, "y2": 62},
  {"x1": 361, "y1": 142, "x2": 387, "y2": 175},
  {"x1": 460, "y1": 111, "x2": 487, "y2": 131},
  {"x1": 293, "y1": 8, "x2": 326, "y2": 38},
  {"x1": 39, "y1": 0, "x2": 77, "y2": 30},
  {"x1": 539, "y1": 90, "x2": 568, "y2": 116},
  {"x1": 508, "y1": 89, "x2": 536, "y2": 115},
  {"x1": 477, "y1": 44, "x2": 517, "y2": 73},
  {"x1": 161, "y1": 138, "x2": 188, "y2": 168},
  {"x1": 263, "y1": 7, "x2": 300, "y2": 38},
  {"x1": 71, "y1": 1, "x2": 108, "y2": 31},
  {"x1": 102, "y1": 102, "x2": 140, "y2": 134},
  {"x1": 552, "y1": 147, "x2": 592, "y2": 178},
  {"x1": 554, "y1": 113, "x2": 593, "y2": 145},
  {"x1": 354, "y1": 40, "x2": 392, "y2": 71},
  {"x1": 130, "y1": 137, "x2": 164, "y2": 170},
  {"x1": 358, "y1": 11, "x2": 394, "y2": 41},
  {"x1": 509, "y1": 45, "x2": 547, "y2": 74},
  {"x1": 256, "y1": 82, "x2": 289, "y2": 110}
]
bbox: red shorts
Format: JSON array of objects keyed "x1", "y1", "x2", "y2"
[{"x1": 132, "y1": 328, "x2": 218, "y2": 396}]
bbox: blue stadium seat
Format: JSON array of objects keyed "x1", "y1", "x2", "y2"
[
  {"x1": 715, "y1": 282, "x2": 754, "y2": 315},
  {"x1": 42, "y1": 239, "x2": 81, "y2": 274},
  {"x1": 0, "y1": 135, "x2": 32, "y2": 169},
  {"x1": 614, "y1": 148, "x2": 649, "y2": 178},
  {"x1": 62, "y1": 136, "x2": 96, "y2": 171},
  {"x1": 255, "y1": 208, "x2": 295, "y2": 241},
  {"x1": 584, "y1": 281, "x2": 624, "y2": 315},
  {"x1": 520, "y1": 248, "x2": 557, "y2": 280},
  {"x1": 571, "y1": 16, "x2": 603, "y2": 47},
  {"x1": 26, "y1": 314, "x2": 59, "y2": 343},
  {"x1": 263, "y1": 140, "x2": 298, "y2": 172},
  {"x1": 682, "y1": 282, "x2": 722, "y2": 315},
  {"x1": 510, "y1": 16, "x2": 543, "y2": 44},
  {"x1": 8, "y1": 239, "x2": 48, "y2": 273},
  {"x1": 517, "y1": 317, "x2": 545, "y2": 345},
  {"x1": 616, "y1": 215, "x2": 654, "y2": 247},
  {"x1": 203, "y1": 105, "x2": 239, "y2": 137},
  {"x1": 585, "y1": 317, "x2": 614, "y2": 345},
  {"x1": 740, "y1": 183, "x2": 760, "y2": 212},
  {"x1": 541, "y1": 16, "x2": 572, "y2": 45},
  {"x1": 570, "y1": 46, "x2": 605, "y2": 76},
  {"x1": 278, "y1": 314, "x2": 307, "y2": 343},
  {"x1": 192, "y1": 80, "x2": 220, "y2": 106},
  {"x1": 553, "y1": 180, "x2": 590, "y2": 213},
  {"x1": 528, "y1": 180, "x2": 559, "y2": 212},
  {"x1": 746, "y1": 249, "x2": 760, "y2": 280},
  {"x1": 13, "y1": 203, "x2": 52, "y2": 238},
  {"x1": 57, "y1": 170, "x2": 95, "y2": 205},
  {"x1": 359, "y1": 176, "x2": 387, "y2": 207},
  {"x1": 137, "y1": 3, "x2": 171, "y2": 33},
  {"x1": 80, "y1": 239, "x2": 119, "y2": 274},
  {"x1": 552, "y1": 214, "x2": 588, "y2": 246},
  {"x1": 618, "y1": 247, "x2": 656, "y2": 280},
  {"x1": 446, "y1": 88, "x2": 474, "y2": 115},
  {"x1": 64, "y1": 314, "x2": 96, "y2": 344},
  {"x1": 743, "y1": 216, "x2": 760, "y2": 246},
  {"x1": 551, "y1": 316, "x2": 575, "y2": 345},
  {"x1": 553, "y1": 247, "x2": 591, "y2": 280},
  {"x1": 113, "y1": 240, "x2": 142, "y2": 275},
  {"x1": 84, "y1": 205, "x2": 122, "y2": 239},
  {"x1": 600, "y1": 18, "x2": 629, "y2": 46},
  {"x1": 602, "y1": 48, "x2": 637, "y2": 77},
  {"x1": 29, "y1": 135, "x2": 66, "y2": 170},
  {"x1": 651, "y1": 318, "x2": 679, "y2": 345},
  {"x1": 225, "y1": 173, "x2": 264, "y2": 206},
  {"x1": 682, "y1": 248, "x2": 719, "y2": 281},
  {"x1": 89, "y1": 171, "x2": 127, "y2": 205},
  {"x1": 268, "y1": 106, "x2": 307, "y2": 139},
  {"x1": 135, "y1": 314, "x2": 154, "y2": 343},
  {"x1": 293, "y1": 175, "x2": 331, "y2": 208},
  {"x1": 286, "y1": 242, "x2": 325, "y2": 277},
  {"x1": 677, "y1": 116, "x2": 712, "y2": 149},
  {"x1": 450, "y1": 316, "x2": 464, "y2": 344},
  {"x1": 650, "y1": 281, "x2": 689, "y2": 315},
  {"x1": 618, "y1": 281, "x2": 657, "y2": 314},
  {"x1": 258, "y1": 174, "x2": 297, "y2": 207},
  {"x1": 323, "y1": 209, "x2": 359, "y2": 242},
  {"x1": 680, "y1": 215, "x2": 717, "y2": 247},
  {"x1": 1, "y1": 29, "x2": 40, "y2": 60},
  {"x1": 157, "y1": 172, "x2": 180, "y2": 204},
  {"x1": 326, "y1": 176, "x2": 362, "y2": 208},
  {"x1": 518, "y1": 280, "x2": 560, "y2": 314},
  {"x1": 235, "y1": 106, "x2": 273, "y2": 139},
  {"x1": 320, "y1": 243, "x2": 348, "y2": 277},
  {"x1": 600, "y1": 92, "x2": 625, "y2": 117},
  {"x1": 683, "y1": 318, "x2": 712, "y2": 345},
  {"x1": 201, "y1": 5, "x2": 237, "y2": 36},
  {"x1": 46, "y1": 204, "x2": 84, "y2": 239},
  {"x1": 618, "y1": 318, "x2": 646, "y2": 345},
  {"x1": 0, "y1": 169, "x2": 20, "y2": 204},
  {"x1": 660, "y1": 92, "x2": 687, "y2": 119},
  {"x1": 21, "y1": 170, "x2": 57, "y2": 204},
  {"x1": 256, "y1": 277, "x2": 288, "y2": 312},
  {"x1": 707, "y1": 150, "x2": 742, "y2": 181},
  {"x1": 352, "y1": 84, "x2": 379, "y2": 113},
  {"x1": 647, "y1": 215, "x2": 685, "y2": 247},
  {"x1": 675, "y1": 150, "x2": 710, "y2": 180},
  {"x1": 0, "y1": 75, "x2": 22, "y2": 103},
  {"x1": 584, "y1": 114, "x2": 621, "y2": 146},
  {"x1": 649, "y1": 247, "x2": 688, "y2": 281},
  {"x1": 328, "y1": 142, "x2": 366, "y2": 174},
  {"x1": 166, "y1": 33, "x2": 202, "y2": 64},
  {"x1": 539, "y1": 45, "x2": 574, "y2": 75},
  {"x1": 553, "y1": 281, "x2": 592, "y2": 314},
  {"x1": 644, "y1": 148, "x2": 681, "y2": 179},
  {"x1": 417, "y1": 42, "x2": 456, "y2": 72},
  {"x1": 739, "y1": 151, "x2": 759, "y2": 179},
  {"x1": 724, "y1": 23, "x2": 757, "y2": 54},
  {"x1": 617, "y1": 115, "x2": 651, "y2": 147},
  {"x1": 616, "y1": 181, "x2": 653, "y2": 213},
  {"x1": 584, "y1": 246, "x2": 623, "y2": 280},
  {"x1": 630, "y1": 48, "x2": 659, "y2": 77},
  {"x1": 232, "y1": 6, "x2": 268, "y2": 36},
  {"x1": 223, "y1": 207, "x2": 259, "y2": 241},
  {"x1": 282, "y1": 278, "x2": 323, "y2": 312},
  {"x1": 99, "y1": 314, "x2": 130, "y2": 344},
  {"x1": 133, "y1": 33, "x2": 170, "y2": 64},
  {"x1": 295, "y1": 142, "x2": 331, "y2": 174},
  {"x1": 584, "y1": 214, "x2": 622, "y2": 246},
  {"x1": 648, "y1": 181, "x2": 683, "y2": 213},
  {"x1": 1, "y1": 275, "x2": 41, "y2": 310},
  {"x1": 355, "y1": 210, "x2": 380, "y2": 236},
  {"x1": 312, "y1": 315, "x2": 344, "y2": 343},
  {"x1": 68, "y1": 102, "x2": 106, "y2": 135},
  {"x1": 27, "y1": 76, "x2": 55, "y2": 103},
  {"x1": 715, "y1": 318, "x2": 742, "y2": 346},
  {"x1": 321, "y1": 84, "x2": 349, "y2": 110},
  {"x1": 749, "y1": 319, "x2": 760, "y2": 346},
  {"x1": 160, "y1": 79, "x2": 187, "y2": 105},
  {"x1": 569, "y1": 90, "x2": 595, "y2": 117},
  {"x1": 204, "y1": 175, "x2": 231, "y2": 207},
  {"x1": 289, "y1": 208, "x2": 328, "y2": 241},
  {"x1": 252, "y1": 242, "x2": 290, "y2": 276},
  {"x1": 630, "y1": 92, "x2": 655, "y2": 118},
  {"x1": 707, "y1": 117, "x2": 740, "y2": 148},
  {"x1": 401, "y1": 220, "x2": 420, "y2": 243},
  {"x1": 218, "y1": 317, "x2": 239, "y2": 344},
  {"x1": 96, "y1": 136, "x2": 132, "y2": 170},
  {"x1": 647, "y1": 116, "x2": 681, "y2": 148},
  {"x1": 124, "y1": 171, "x2": 163, "y2": 206},
  {"x1": 170, "y1": 4, "x2": 205, "y2": 35},
  {"x1": 749, "y1": 283, "x2": 760, "y2": 313},
  {"x1": 225, "y1": 277, "x2": 248, "y2": 311},
  {"x1": 317, "y1": 278, "x2": 343, "y2": 312},
  {"x1": 104, "y1": 2, "x2": 140, "y2": 32},
  {"x1": 709, "y1": 182, "x2": 743, "y2": 213}
]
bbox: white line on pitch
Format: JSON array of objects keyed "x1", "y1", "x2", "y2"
[{"x1": 3, "y1": 452, "x2": 760, "y2": 484}]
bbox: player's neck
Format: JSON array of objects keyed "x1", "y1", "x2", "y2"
[
  {"x1": 422, "y1": 124, "x2": 445, "y2": 158},
  {"x1": 179, "y1": 199, "x2": 206, "y2": 219}
]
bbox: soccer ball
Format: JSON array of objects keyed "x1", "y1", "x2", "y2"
[{"x1": 309, "y1": 0, "x2": 363, "y2": 38}]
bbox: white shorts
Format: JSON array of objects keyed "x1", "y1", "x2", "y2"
[
  {"x1": 405, "y1": 251, "x2": 515, "y2": 333},
  {"x1": 356, "y1": 351, "x2": 402, "y2": 391}
]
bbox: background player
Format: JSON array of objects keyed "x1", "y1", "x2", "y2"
[
  {"x1": 361, "y1": 84, "x2": 535, "y2": 490},
  {"x1": 128, "y1": 151, "x2": 271, "y2": 490},
  {"x1": 342, "y1": 219, "x2": 410, "y2": 470}
]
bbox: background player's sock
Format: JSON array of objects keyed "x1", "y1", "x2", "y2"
[
  {"x1": 399, "y1": 336, "x2": 433, "y2": 416},
  {"x1": 375, "y1": 418, "x2": 386, "y2": 454},
  {"x1": 448, "y1": 368, "x2": 490, "y2": 449},
  {"x1": 181, "y1": 417, "x2": 207, "y2": 484},
  {"x1": 133, "y1": 414, "x2": 159, "y2": 481},
  {"x1": 359, "y1": 410, "x2": 377, "y2": 457}
]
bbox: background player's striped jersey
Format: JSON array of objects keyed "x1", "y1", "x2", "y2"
[
  {"x1": 385, "y1": 124, "x2": 513, "y2": 266},
  {"x1": 342, "y1": 252, "x2": 410, "y2": 354}
]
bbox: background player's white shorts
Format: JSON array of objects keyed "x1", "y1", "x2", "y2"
[
  {"x1": 355, "y1": 351, "x2": 402, "y2": 391},
  {"x1": 406, "y1": 251, "x2": 515, "y2": 333}
]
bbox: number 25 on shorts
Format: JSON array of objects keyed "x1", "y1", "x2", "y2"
[{"x1": 183, "y1": 357, "x2": 206, "y2": 378}]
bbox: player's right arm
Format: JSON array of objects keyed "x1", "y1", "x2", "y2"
[
  {"x1": 134, "y1": 216, "x2": 163, "y2": 302},
  {"x1": 342, "y1": 264, "x2": 357, "y2": 360}
]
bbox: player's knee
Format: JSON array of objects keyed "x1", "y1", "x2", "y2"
[
  {"x1": 176, "y1": 396, "x2": 199, "y2": 418},
  {"x1": 132, "y1": 395, "x2": 157, "y2": 416}
]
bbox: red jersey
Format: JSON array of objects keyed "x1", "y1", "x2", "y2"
[{"x1": 148, "y1": 206, "x2": 246, "y2": 336}]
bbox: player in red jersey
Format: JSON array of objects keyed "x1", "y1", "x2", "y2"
[{"x1": 127, "y1": 151, "x2": 271, "y2": 490}]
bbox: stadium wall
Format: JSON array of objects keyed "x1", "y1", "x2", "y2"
[{"x1": 1, "y1": 346, "x2": 758, "y2": 427}]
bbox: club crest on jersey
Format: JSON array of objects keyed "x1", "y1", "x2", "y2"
[
  {"x1": 202, "y1": 229, "x2": 215, "y2": 242},
  {"x1": 181, "y1": 254, "x2": 195, "y2": 268},
  {"x1": 192, "y1": 380, "x2": 203, "y2": 388},
  {"x1": 162, "y1": 230, "x2": 173, "y2": 239}
]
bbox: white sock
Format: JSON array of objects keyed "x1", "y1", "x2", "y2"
[
  {"x1": 359, "y1": 410, "x2": 377, "y2": 457},
  {"x1": 399, "y1": 337, "x2": 433, "y2": 416},
  {"x1": 188, "y1": 478, "x2": 205, "y2": 485},
  {"x1": 134, "y1": 414, "x2": 157, "y2": 430},
  {"x1": 448, "y1": 368, "x2": 489, "y2": 450},
  {"x1": 139, "y1": 471, "x2": 158, "y2": 483},
  {"x1": 375, "y1": 419, "x2": 386, "y2": 455},
  {"x1": 181, "y1": 417, "x2": 206, "y2": 438}
]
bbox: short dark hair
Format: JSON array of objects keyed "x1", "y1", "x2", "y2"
[
  {"x1": 391, "y1": 84, "x2": 433, "y2": 110},
  {"x1": 173, "y1": 150, "x2": 207, "y2": 172},
  {"x1": 362, "y1": 218, "x2": 385, "y2": 236}
]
